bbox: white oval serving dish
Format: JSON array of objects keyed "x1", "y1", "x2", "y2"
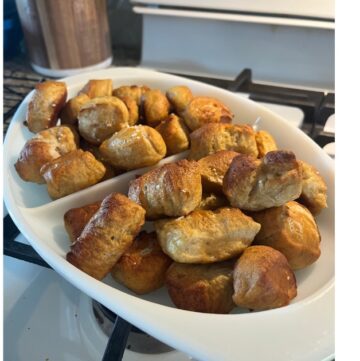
[{"x1": 3, "y1": 67, "x2": 334, "y2": 361}]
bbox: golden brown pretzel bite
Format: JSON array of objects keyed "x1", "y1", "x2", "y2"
[
  {"x1": 155, "y1": 114, "x2": 190, "y2": 156},
  {"x1": 40, "y1": 149, "x2": 106, "y2": 199},
  {"x1": 223, "y1": 151, "x2": 302, "y2": 211},
  {"x1": 166, "y1": 85, "x2": 193, "y2": 114},
  {"x1": 166, "y1": 261, "x2": 235, "y2": 314},
  {"x1": 188, "y1": 123, "x2": 258, "y2": 160},
  {"x1": 27, "y1": 81, "x2": 67, "y2": 133},
  {"x1": 78, "y1": 79, "x2": 112, "y2": 98},
  {"x1": 198, "y1": 150, "x2": 239, "y2": 193},
  {"x1": 60, "y1": 93, "x2": 90, "y2": 125},
  {"x1": 15, "y1": 126, "x2": 78, "y2": 184},
  {"x1": 112, "y1": 85, "x2": 150, "y2": 106},
  {"x1": 155, "y1": 207, "x2": 260, "y2": 263},
  {"x1": 298, "y1": 160, "x2": 328, "y2": 215},
  {"x1": 66, "y1": 193, "x2": 145, "y2": 280},
  {"x1": 78, "y1": 96, "x2": 129, "y2": 145},
  {"x1": 64, "y1": 201, "x2": 102, "y2": 243},
  {"x1": 251, "y1": 201, "x2": 321, "y2": 270},
  {"x1": 142, "y1": 89, "x2": 171, "y2": 127},
  {"x1": 128, "y1": 159, "x2": 202, "y2": 219},
  {"x1": 255, "y1": 130, "x2": 278, "y2": 158},
  {"x1": 99, "y1": 125, "x2": 166, "y2": 170},
  {"x1": 111, "y1": 231, "x2": 172, "y2": 294},
  {"x1": 232, "y1": 245, "x2": 297, "y2": 310},
  {"x1": 182, "y1": 96, "x2": 233, "y2": 131}
]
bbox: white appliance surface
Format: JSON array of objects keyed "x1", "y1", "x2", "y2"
[
  {"x1": 132, "y1": 0, "x2": 335, "y2": 19},
  {"x1": 4, "y1": 241, "x2": 191, "y2": 361}
]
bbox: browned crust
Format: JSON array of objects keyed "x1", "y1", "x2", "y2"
[
  {"x1": 128, "y1": 159, "x2": 202, "y2": 219},
  {"x1": 78, "y1": 79, "x2": 113, "y2": 98},
  {"x1": 66, "y1": 193, "x2": 146, "y2": 280},
  {"x1": 111, "y1": 231, "x2": 172, "y2": 294},
  {"x1": 251, "y1": 201, "x2": 321, "y2": 270},
  {"x1": 64, "y1": 201, "x2": 102, "y2": 243},
  {"x1": 165, "y1": 261, "x2": 235, "y2": 314},
  {"x1": 188, "y1": 123, "x2": 258, "y2": 160},
  {"x1": 60, "y1": 93, "x2": 90, "y2": 125},
  {"x1": 142, "y1": 89, "x2": 171, "y2": 127},
  {"x1": 27, "y1": 81, "x2": 67, "y2": 133},
  {"x1": 232, "y1": 245, "x2": 297, "y2": 310},
  {"x1": 166, "y1": 85, "x2": 193, "y2": 113},
  {"x1": 255, "y1": 130, "x2": 277, "y2": 158}
]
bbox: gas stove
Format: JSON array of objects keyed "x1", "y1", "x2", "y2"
[{"x1": 3, "y1": 67, "x2": 335, "y2": 361}]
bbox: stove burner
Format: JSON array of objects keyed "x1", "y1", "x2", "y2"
[{"x1": 92, "y1": 301, "x2": 174, "y2": 355}]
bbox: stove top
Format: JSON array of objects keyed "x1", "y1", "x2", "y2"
[{"x1": 3, "y1": 66, "x2": 335, "y2": 361}]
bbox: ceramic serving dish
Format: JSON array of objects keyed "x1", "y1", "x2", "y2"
[{"x1": 3, "y1": 67, "x2": 334, "y2": 361}]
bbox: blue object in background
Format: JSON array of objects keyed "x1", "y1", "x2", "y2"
[{"x1": 4, "y1": 0, "x2": 24, "y2": 60}]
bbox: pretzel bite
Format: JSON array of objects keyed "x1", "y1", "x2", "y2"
[
  {"x1": 232, "y1": 245, "x2": 297, "y2": 310},
  {"x1": 26, "y1": 81, "x2": 67, "y2": 133},
  {"x1": 78, "y1": 96, "x2": 129, "y2": 145},
  {"x1": 66, "y1": 193, "x2": 145, "y2": 280},
  {"x1": 223, "y1": 151, "x2": 302, "y2": 211},
  {"x1": 166, "y1": 85, "x2": 193, "y2": 114},
  {"x1": 155, "y1": 207, "x2": 260, "y2": 263},
  {"x1": 188, "y1": 123, "x2": 258, "y2": 160},
  {"x1": 113, "y1": 85, "x2": 150, "y2": 106},
  {"x1": 15, "y1": 126, "x2": 78, "y2": 184},
  {"x1": 79, "y1": 79, "x2": 112, "y2": 98},
  {"x1": 111, "y1": 231, "x2": 172, "y2": 294},
  {"x1": 165, "y1": 261, "x2": 235, "y2": 314},
  {"x1": 196, "y1": 193, "x2": 229, "y2": 211},
  {"x1": 142, "y1": 89, "x2": 171, "y2": 127},
  {"x1": 64, "y1": 201, "x2": 101, "y2": 242},
  {"x1": 155, "y1": 114, "x2": 190, "y2": 155},
  {"x1": 298, "y1": 160, "x2": 328, "y2": 215},
  {"x1": 60, "y1": 93, "x2": 90, "y2": 125},
  {"x1": 251, "y1": 201, "x2": 321, "y2": 270},
  {"x1": 79, "y1": 139, "x2": 118, "y2": 180},
  {"x1": 40, "y1": 150, "x2": 106, "y2": 199},
  {"x1": 128, "y1": 160, "x2": 202, "y2": 219},
  {"x1": 255, "y1": 130, "x2": 278, "y2": 158},
  {"x1": 198, "y1": 150, "x2": 239, "y2": 193},
  {"x1": 182, "y1": 96, "x2": 233, "y2": 131},
  {"x1": 99, "y1": 125, "x2": 166, "y2": 170},
  {"x1": 120, "y1": 95, "x2": 139, "y2": 125}
]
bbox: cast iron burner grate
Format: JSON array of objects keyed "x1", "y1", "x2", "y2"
[{"x1": 3, "y1": 68, "x2": 335, "y2": 360}]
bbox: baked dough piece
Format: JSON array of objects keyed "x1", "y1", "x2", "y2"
[
  {"x1": 79, "y1": 79, "x2": 112, "y2": 98},
  {"x1": 120, "y1": 95, "x2": 139, "y2": 126},
  {"x1": 64, "y1": 201, "x2": 101, "y2": 243},
  {"x1": 66, "y1": 193, "x2": 145, "y2": 280},
  {"x1": 255, "y1": 130, "x2": 277, "y2": 158},
  {"x1": 40, "y1": 150, "x2": 106, "y2": 199},
  {"x1": 15, "y1": 126, "x2": 78, "y2": 184},
  {"x1": 99, "y1": 125, "x2": 166, "y2": 170},
  {"x1": 155, "y1": 114, "x2": 190, "y2": 155},
  {"x1": 78, "y1": 96, "x2": 129, "y2": 145},
  {"x1": 165, "y1": 261, "x2": 235, "y2": 314},
  {"x1": 196, "y1": 193, "x2": 229, "y2": 211},
  {"x1": 111, "y1": 231, "x2": 172, "y2": 294},
  {"x1": 298, "y1": 160, "x2": 327, "y2": 215},
  {"x1": 166, "y1": 85, "x2": 193, "y2": 114},
  {"x1": 142, "y1": 89, "x2": 171, "y2": 127},
  {"x1": 60, "y1": 93, "x2": 90, "y2": 125},
  {"x1": 182, "y1": 96, "x2": 233, "y2": 131},
  {"x1": 128, "y1": 160, "x2": 202, "y2": 219},
  {"x1": 198, "y1": 150, "x2": 239, "y2": 193},
  {"x1": 27, "y1": 81, "x2": 67, "y2": 133},
  {"x1": 232, "y1": 245, "x2": 297, "y2": 310},
  {"x1": 188, "y1": 123, "x2": 258, "y2": 160},
  {"x1": 155, "y1": 207, "x2": 261, "y2": 263},
  {"x1": 113, "y1": 85, "x2": 150, "y2": 106},
  {"x1": 223, "y1": 151, "x2": 302, "y2": 211},
  {"x1": 251, "y1": 201, "x2": 321, "y2": 270}
]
